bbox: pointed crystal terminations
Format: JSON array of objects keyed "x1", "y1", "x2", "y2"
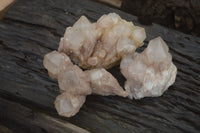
[
  {"x1": 58, "y1": 60, "x2": 92, "y2": 95},
  {"x1": 43, "y1": 13, "x2": 177, "y2": 118},
  {"x1": 120, "y1": 37, "x2": 177, "y2": 99},
  {"x1": 43, "y1": 51, "x2": 127, "y2": 117},
  {"x1": 43, "y1": 51, "x2": 89, "y2": 117},
  {"x1": 43, "y1": 51, "x2": 73, "y2": 79},
  {"x1": 86, "y1": 68, "x2": 128, "y2": 97},
  {"x1": 58, "y1": 13, "x2": 146, "y2": 69},
  {"x1": 54, "y1": 92, "x2": 86, "y2": 117}
]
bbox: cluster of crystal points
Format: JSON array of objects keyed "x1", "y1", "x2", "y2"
[
  {"x1": 44, "y1": 51, "x2": 127, "y2": 117},
  {"x1": 43, "y1": 13, "x2": 177, "y2": 117},
  {"x1": 58, "y1": 13, "x2": 146, "y2": 69},
  {"x1": 120, "y1": 37, "x2": 177, "y2": 99}
]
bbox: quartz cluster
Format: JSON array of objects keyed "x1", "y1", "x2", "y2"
[
  {"x1": 43, "y1": 13, "x2": 177, "y2": 118},
  {"x1": 44, "y1": 51, "x2": 127, "y2": 117},
  {"x1": 58, "y1": 13, "x2": 146, "y2": 69},
  {"x1": 120, "y1": 37, "x2": 177, "y2": 99}
]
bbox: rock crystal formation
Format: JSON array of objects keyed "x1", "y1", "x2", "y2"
[
  {"x1": 43, "y1": 13, "x2": 177, "y2": 118},
  {"x1": 120, "y1": 37, "x2": 177, "y2": 99},
  {"x1": 86, "y1": 68, "x2": 128, "y2": 97},
  {"x1": 58, "y1": 13, "x2": 146, "y2": 69},
  {"x1": 43, "y1": 51, "x2": 127, "y2": 117}
]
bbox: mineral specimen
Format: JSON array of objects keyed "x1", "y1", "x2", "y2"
[
  {"x1": 44, "y1": 51, "x2": 90, "y2": 117},
  {"x1": 120, "y1": 37, "x2": 177, "y2": 99},
  {"x1": 43, "y1": 51, "x2": 73, "y2": 79},
  {"x1": 54, "y1": 92, "x2": 86, "y2": 117},
  {"x1": 58, "y1": 62, "x2": 92, "y2": 95},
  {"x1": 43, "y1": 13, "x2": 177, "y2": 118},
  {"x1": 86, "y1": 68, "x2": 128, "y2": 97},
  {"x1": 58, "y1": 13, "x2": 146, "y2": 69},
  {"x1": 43, "y1": 51, "x2": 127, "y2": 117}
]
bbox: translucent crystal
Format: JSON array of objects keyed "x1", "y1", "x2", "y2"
[
  {"x1": 86, "y1": 68, "x2": 128, "y2": 97},
  {"x1": 43, "y1": 51, "x2": 72, "y2": 79},
  {"x1": 58, "y1": 13, "x2": 146, "y2": 69},
  {"x1": 120, "y1": 37, "x2": 177, "y2": 99},
  {"x1": 58, "y1": 63, "x2": 92, "y2": 95},
  {"x1": 43, "y1": 13, "x2": 178, "y2": 118},
  {"x1": 54, "y1": 92, "x2": 86, "y2": 117}
]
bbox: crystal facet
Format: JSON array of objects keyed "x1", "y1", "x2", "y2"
[
  {"x1": 86, "y1": 68, "x2": 128, "y2": 97},
  {"x1": 43, "y1": 51, "x2": 72, "y2": 79},
  {"x1": 58, "y1": 63, "x2": 92, "y2": 95},
  {"x1": 43, "y1": 13, "x2": 177, "y2": 118},
  {"x1": 44, "y1": 51, "x2": 128, "y2": 117},
  {"x1": 58, "y1": 13, "x2": 146, "y2": 69},
  {"x1": 54, "y1": 92, "x2": 86, "y2": 117},
  {"x1": 120, "y1": 37, "x2": 177, "y2": 99}
]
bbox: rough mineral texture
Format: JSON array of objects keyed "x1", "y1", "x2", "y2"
[
  {"x1": 58, "y1": 54, "x2": 92, "y2": 95},
  {"x1": 58, "y1": 64, "x2": 92, "y2": 95},
  {"x1": 1, "y1": 0, "x2": 199, "y2": 132},
  {"x1": 43, "y1": 51, "x2": 73, "y2": 79},
  {"x1": 44, "y1": 51, "x2": 90, "y2": 117},
  {"x1": 54, "y1": 92, "x2": 86, "y2": 117},
  {"x1": 120, "y1": 37, "x2": 177, "y2": 99},
  {"x1": 43, "y1": 13, "x2": 176, "y2": 117},
  {"x1": 86, "y1": 68, "x2": 127, "y2": 97},
  {"x1": 43, "y1": 51, "x2": 128, "y2": 117},
  {"x1": 58, "y1": 13, "x2": 146, "y2": 69}
]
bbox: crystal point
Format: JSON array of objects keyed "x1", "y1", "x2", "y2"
[
  {"x1": 58, "y1": 13, "x2": 146, "y2": 69},
  {"x1": 121, "y1": 37, "x2": 177, "y2": 99}
]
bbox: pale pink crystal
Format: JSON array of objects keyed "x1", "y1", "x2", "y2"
[
  {"x1": 86, "y1": 68, "x2": 128, "y2": 97},
  {"x1": 43, "y1": 51, "x2": 72, "y2": 79},
  {"x1": 42, "y1": 14, "x2": 178, "y2": 118},
  {"x1": 58, "y1": 63, "x2": 92, "y2": 95},
  {"x1": 58, "y1": 16, "x2": 98, "y2": 65},
  {"x1": 54, "y1": 92, "x2": 86, "y2": 117},
  {"x1": 44, "y1": 51, "x2": 128, "y2": 117},
  {"x1": 120, "y1": 37, "x2": 177, "y2": 99},
  {"x1": 58, "y1": 13, "x2": 146, "y2": 69}
]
